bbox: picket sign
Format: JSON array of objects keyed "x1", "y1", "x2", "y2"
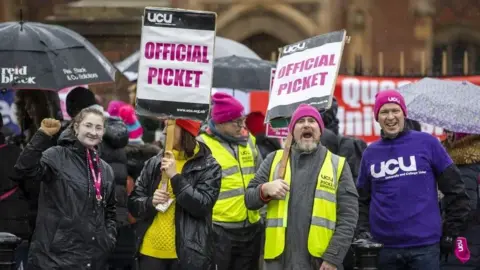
[
  {"x1": 265, "y1": 30, "x2": 348, "y2": 177},
  {"x1": 135, "y1": 7, "x2": 217, "y2": 122},
  {"x1": 266, "y1": 30, "x2": 347, "y2": 125},
  {"x1": 135, "y1": 7, "x2": 217, "y2": 212},
  {"x1": 266, "y1": 68, "x2": 289, "y2": 138}
]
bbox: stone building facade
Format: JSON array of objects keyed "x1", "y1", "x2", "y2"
[{"x1": 1, "y1": 0, "x2": 480, "y2": 97}]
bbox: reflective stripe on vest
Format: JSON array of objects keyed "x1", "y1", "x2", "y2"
[
  {"x1": 199, "y1": 134, "x2": 261, "y2": 225},
  {"x1": 264, "y1": 150, "x2": 345, "y2": 259}
]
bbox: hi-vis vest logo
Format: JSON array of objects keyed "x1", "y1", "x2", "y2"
[
  {"x1": 387, "y1": 97, "x2": 400, "y2": 103},
  {"x1": 283, "y1": 42, "x2": 306, "y2": 54},
  {"x1": 1, "y1": 66, "x2": 36, "y2": 84},
  {"x1": 370, "y1": 155, "x2": 425, "y2": 179},
  {"x1": 147, "y1": 12, "x2": 173, "y2": 24}
]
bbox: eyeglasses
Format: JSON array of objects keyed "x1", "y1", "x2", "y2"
[{"x1": 231, "y1": 117, "x2": 246, "y2": 128}]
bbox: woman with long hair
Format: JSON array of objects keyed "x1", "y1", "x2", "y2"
[
  {"x1": 12, "y1": 107, "x2": 116, "y2": 269},
  {"x1": 128, "y1": 119, "x2": 221, "y2": 270}
]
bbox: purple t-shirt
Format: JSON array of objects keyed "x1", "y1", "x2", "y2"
[{"x1": 357, "y1": 130, "x2": 453, "y2": 248}]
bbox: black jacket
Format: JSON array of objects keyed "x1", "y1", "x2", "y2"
[
  {"x1": 0, "y1": 133, "x2": 30, "y2": 240},
  {"x1": 12, "y1": 130, "x2": 117, "y2": 270},
  {"x1": 128, "y1": 142, "x2": 221, "y2": 270}
]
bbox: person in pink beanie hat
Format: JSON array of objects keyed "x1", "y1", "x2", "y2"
[
  {"x1": 373, "y1": 89, "x2": 408, "y2": 138},
  {"x1": 211, "y1": 92, "x2": 245, "y2": 124},
  {"x1": 119, "y1": 104, "x2": 144, "y2": 144},
  {"x1": 197, "y1": 92, "x2": 264, "y2": 270},
  {"x1": 244, "y1": 103, "x2": 359, "y2": 270},
  {"x1": 107, "y1": 100, "x2": 128, "y2": 118}
]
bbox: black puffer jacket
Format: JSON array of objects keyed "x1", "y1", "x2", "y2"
[
  {"x1": 12, "y1": 129, "x2": 117, "y2": 270},
  {"x1": 99, "y1": 117, "x2": 129, "y2": 224},
  {"x1": 128, "y1": 142, "x2": 221, "y2": 270},
  {"x1": 101, "y1": 117, "x2": 129, "y2": 185}
]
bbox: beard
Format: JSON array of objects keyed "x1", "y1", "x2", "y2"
[{"x1": 294, "y1": 139, "x2": 319, "y2": 152}]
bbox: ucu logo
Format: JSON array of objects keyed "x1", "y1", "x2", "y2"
[
  {"x1": 388, "y1": 97, "x2": 399, "y2": 103},
  {"x1": 147, "y1": 12, "x2": 173, "y2": 24},
  {"x1": 370, "y1": 156, "x2": 417, "y2": 178},
  {"x1": 283, "y1": 42, "x2": 306, "y2": 54}
]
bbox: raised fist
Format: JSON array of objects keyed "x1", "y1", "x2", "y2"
[{"x1": 40, "y1": 118, "x2": 61, "y2": 137}]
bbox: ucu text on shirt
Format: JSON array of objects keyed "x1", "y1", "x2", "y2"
[{"x1": 370, "y1": 156, "x2": 426, "y2": 179}]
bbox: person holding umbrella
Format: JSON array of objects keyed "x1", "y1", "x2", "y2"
[
  {"x1": 12, "y1": 107, "x2": 117, "y2": 269},
  {"x1": 356, "y1": 90, "x2": 470, "y2": 269}
]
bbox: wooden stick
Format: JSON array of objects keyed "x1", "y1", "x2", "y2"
[
  {"x1": 270, "y1": 51, "x2": 277, "y2": 62},
  {"x1": 442, "y1": 51, "x2": 447, "y2": 76},
  {"x1": 378, "y1": 52, "x2": 384, "y2": 76},
  {"x1": 160, "y1": 119, "x2": 176, "y2": 186},
  {"x1": 276, "y1": 133, "x2": 293, "y2": 179},
  {"x1": 421, "y1": 51, "x2": 426, "y2": 76},
  {"x1": 399, "y1": 51, "x2": 405, "y2": 76},
  {"x1": 464, "y1": 51, "x2": 469, "y2": 75}
]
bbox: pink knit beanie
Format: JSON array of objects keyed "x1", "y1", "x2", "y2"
[
  {"x1": 374, "y1": 90, "x2": 407, "y2": 121},
  {"x1": 288, "y1": 104, "x2": 325, "y2": 133},
  {"x1": 211, "y1": 92, "x2": 245, "y2": 124},
  {"x1": 107, "y1": 100, "x2": 127, "y2": 117}
]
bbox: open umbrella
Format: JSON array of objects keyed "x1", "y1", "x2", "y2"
[
  {"x1": 213, "y1": 55, "x2": 275, "y2": 90},
  {"x1": 115, "y1": 36, "x2": 261, "y2": 82},
  {"x1": 397, "y1": 77, "x2": 480, "y2": 133},
  {"x1": 0, "y1": 21, "x2": 116, "y2": 91}
]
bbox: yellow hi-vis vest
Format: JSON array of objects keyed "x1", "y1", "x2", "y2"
[
  {"x1": 264, "y1": 149, "x2": 345, "y2": 259},
  {"x1": 200, "y1": 134, "x2": 261, "y2": 225}
]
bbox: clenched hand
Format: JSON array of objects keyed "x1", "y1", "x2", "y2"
[
  {"x1": 263, "y1": 179, "x2": 290, "y2": 199},
  {"x1": 40, "y1": 118, "x2": 61, "y2": 137}
]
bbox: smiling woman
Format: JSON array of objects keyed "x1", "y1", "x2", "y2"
[{"x1": 71, "y1": 107, "x2": 106, "y2": 149}]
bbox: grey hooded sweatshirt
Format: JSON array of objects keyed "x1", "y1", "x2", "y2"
[{"x1": 245, "y1": 145, "x2": 359, "y2": 270}]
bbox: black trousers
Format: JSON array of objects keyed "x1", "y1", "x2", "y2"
[
  {"x1": 213, "y1": 224, "x2": 262, "y2": 270},
  {"x1": 138, "y1": 255, "x2": 179, "y2": 270}
]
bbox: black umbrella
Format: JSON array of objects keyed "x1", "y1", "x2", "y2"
[
  {"x1": 212, "y1": 55, "x2": 275, "y2": 90},
  {"x1": 0, "y1": 21, "x2": 116, "y2": 91}
]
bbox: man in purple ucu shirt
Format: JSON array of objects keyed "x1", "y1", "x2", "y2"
[{"x1": 356, "y1": 89, "x2": 470, "y2": 270}]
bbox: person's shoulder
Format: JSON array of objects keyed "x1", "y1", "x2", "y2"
[{"x1": 408, "y1": 130, "x2": 441, "y2": 145}]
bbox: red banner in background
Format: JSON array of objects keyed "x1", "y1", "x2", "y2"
[
  {"x1": 249, "y1": 75, "x2": 480, "y2": 144},
  {"x1": 335, "y1": 75, "x2": 480, "y2": 143}
]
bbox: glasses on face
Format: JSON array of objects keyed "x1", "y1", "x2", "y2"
[{"x1": 230, "y1": 117, "x2": 246, "y2": 128}]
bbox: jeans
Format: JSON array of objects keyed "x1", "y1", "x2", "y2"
[
  {"x1": 378, "y1": 243, "x2": 440, "y2": 270},
  {"x1": 14, "y1": 240, "x2": 29, "y2": 270}
]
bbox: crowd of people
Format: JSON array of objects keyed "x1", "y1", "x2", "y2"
[{"x1": 0, "y1": 87, "x2": 478, "y2": 270}]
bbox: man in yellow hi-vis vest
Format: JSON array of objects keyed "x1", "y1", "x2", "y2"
[
  {"x1": 245, "y1": 104, "x2": 359, "y2": 270},
  {"x1": 197, "y1": 92, "x2": 263, "y2": 270}
]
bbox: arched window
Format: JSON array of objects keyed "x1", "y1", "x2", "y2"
[
  {"x1": 241, "y1": 33, "x2": 286, "y2": 60},
  {"x1": 432, "y1": 28, "x2": 480, "y2": 76}
]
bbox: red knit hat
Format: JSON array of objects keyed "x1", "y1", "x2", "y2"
[
  {"x1": 246, "y1": 111, "x2": 266, "y2": 136},
  {"x1": 176, "y1": 119, "x2": 202, "y2": 137}
]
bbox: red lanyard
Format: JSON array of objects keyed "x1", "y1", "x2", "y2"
[
  {"x1": 86, "y1": 150, "x2": 102, "y2": 201},
  {"x1": 0, "y1": 144, "x2": 6, "y2": 149}
]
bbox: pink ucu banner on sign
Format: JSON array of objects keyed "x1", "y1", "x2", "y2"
[{"x1": 455, "y1": 237, "x2": 470, "y2": 264}]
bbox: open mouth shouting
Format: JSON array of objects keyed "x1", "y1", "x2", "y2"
[{"x1": 301, "y1": 130, "x2": 314, "y2": 140}]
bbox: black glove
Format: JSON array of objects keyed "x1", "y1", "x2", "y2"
[
  {"x1": 356, "y1": 231, "x2": 373, "y2": 241},
  {"x1": 440, "y1": 235, "x2": 454, "y2": 262}
]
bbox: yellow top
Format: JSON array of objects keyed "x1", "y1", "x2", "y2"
[{"x1": 139, "y1": 144, "x2": 200, "y2": 259}]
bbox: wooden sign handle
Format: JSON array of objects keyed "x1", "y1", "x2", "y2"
[
  {"x1": 276, "y1": 133, "x2": 293, "y2": 179},
  {"x1": 160, "y1": 119, "x2": 176, "y2": 187}
]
